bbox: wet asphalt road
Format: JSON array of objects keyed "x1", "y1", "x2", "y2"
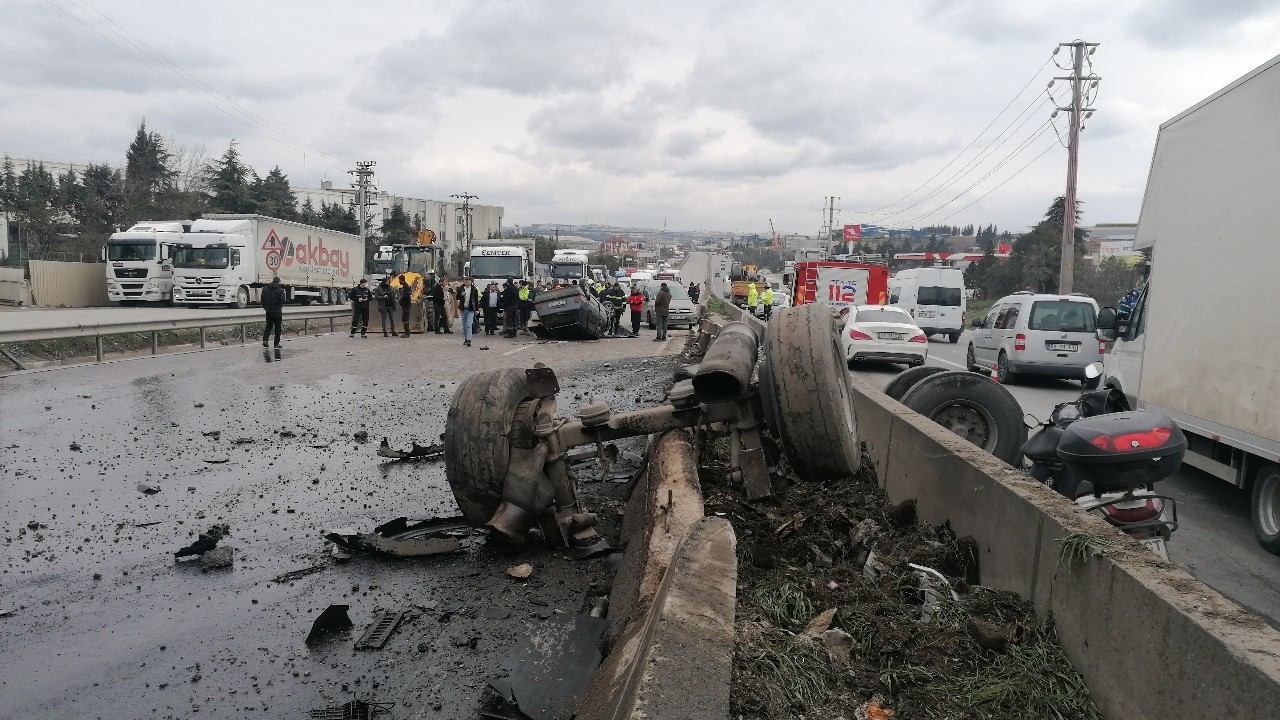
[{"x1": 0, "y1": 330, "x2": 685, "y2": 719}]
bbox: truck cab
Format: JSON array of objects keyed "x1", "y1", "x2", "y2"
[
  {"x1": 548, "y1": 250, "x2": 591, "y2": 288},
  {"x1": 468, "y1": 245, "x2": 533, "y2": 287},
  {"x1": 104, "y1": 221, "x2": 185, "y2": 305},
  {"x1": 170, "y1": 232, "x2": 254, "y2": 308}
]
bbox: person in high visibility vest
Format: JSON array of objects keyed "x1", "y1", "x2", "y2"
[
  {"x1": 762, "y1": 285, "x2": 774, "y2": 320},
  {"x1": 746, "y1": 283, "x2": 759, "y2": 317},
  {"x1": 517, "y1": 281, "x2": 532, "y2": 330}
]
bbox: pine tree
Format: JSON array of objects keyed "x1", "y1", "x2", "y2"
[
  {"x1": 15, "y1": 162, "x2": 60, "y2": 250},
  {"x1": 298, "y1": 196, "x2": 318, "y2": 225},
  {"x1": 206, "y1": 140, "x2": 256, "y2": 213},
  {"x1": 251, "y1": 166, "x2": 297, "y2": 219},
  {"x1": 78, "y1": 164, "x2": 125, "y2": 235},
  {"x1": 381, "y1": 202, "x2": 415, "y2": 244},
  {"x1": 123, "y1": 121, "x2": 176, "y2": 224}
]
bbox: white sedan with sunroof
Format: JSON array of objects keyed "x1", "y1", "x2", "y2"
[{"x1": 840, "y1": 305, "x2": 928, "y2": 368}]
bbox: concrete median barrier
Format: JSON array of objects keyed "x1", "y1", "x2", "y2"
[{"x1": 848, "y1": 374, "x2": 1280, "y2": 720}]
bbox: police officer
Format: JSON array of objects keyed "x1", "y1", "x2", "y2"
[
  {"x1": 375, "y1": 277, "x2": 397, "y2": 336},
  {"x1": 762, "y1": 285, "x2": 774, "y2": 320},
  {"x1": 349, "y1": 279, "x2": 371, "y2": 337},
  {"x1": 602, "y1": 282, "x2": 627, "y2": 335},
  {"x1": 746, "y1": 282, "x2": 759, "y2": 318},
  {"x1": 518, "y1": 281, "x2": 533, "y2": 331}
]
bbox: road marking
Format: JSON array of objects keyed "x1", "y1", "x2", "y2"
[
  {"x1": 502, "y1": 345, "x2": 532, "y2": 357},
  {"x1": 930, "y1": 356, "x2": 967, "y2": 370}
]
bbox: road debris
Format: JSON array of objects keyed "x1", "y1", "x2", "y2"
[
  {"x1": 174, "y1": 524, "x2": 231, "y2": 559},
  {"x1": 272, "y1": 564, "x2": 327, "y2": 584},
  {"x1": 354, "y1": 610, "x2": 406, "y2": 650},
  {"x1": 505, "y1": 563, "x2": 535, "y2": 580},
  {"x1": 376, "y1": 438, "x2": 443, "y2": 461},
  {"x1": 204, "y1": 456, "x2": 229, "y2": 464},
  {"x1": 486, "y1": 614, "x2": 608, "y2": 719},
  {"x1": 198, "y1": 546, "x2": 234, "y2": 570},
  {"x1": 69, "y1": 442, "x2": 81, "y2": 451},
  {"x1": 136, "y1": 481, "x2": 161, "y2": 495},
  {"x1": 305, "y1": 605, "x2": 353, "y2": 646},
  {"x1": 353, "y1": 430, "x2": 369, "y2": 442},
  {"x1": 326, "y1": 517, "x2": 470, "y2": 558},
  {"x1": 307, "y1": 698, "x2": 395, "y2": 719},
  {"x1": 202, "y1": 430, "x2": 221, "y2": 438}
]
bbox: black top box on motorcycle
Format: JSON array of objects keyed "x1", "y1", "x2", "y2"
[{"x1": 1056, "y1": 410, "x2": 1186, "y2": 491}]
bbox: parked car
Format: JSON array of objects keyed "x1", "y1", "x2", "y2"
[
  {"x1": 966, "y1": 291, "x2": 1103, "y2": 385},
  {"x1": 840, "y1": 305, "x2": 928, "y2": 368},
  {"x1": 637, "y1": 281, "x2": 699, "y2": 329}
]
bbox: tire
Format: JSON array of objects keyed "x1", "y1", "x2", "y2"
[
  {"x1": 759, "y1": 304, "x2": 861, "y2": 481},
  {"x1": 898, "y1": 370, "x2": 1027, "y2": 465},
  {"x1": 996, "y1": 351, "x2": 1018, "y2": 384},
  {"x1": 233, "y1": 286, "x2": 249, "y2": 310},
  {"x1": 320, "y1": 287, "x2": 332, "y2": 305},
  {"x1": 444, "y1": 368, "x2": 541, "y2": 526},
  {"x1": 1082, "y1": 374, "x2": 1101, "y2": 390},
  {"x1": 883, "y1": 365, "x2": 948, "y2": 402},
  {"x1": 298, "y1": 295, "x2": 313, "y2": 306},
  {"x1": 949, "y1": 332, "x2": 961, "y2": 344},
  {"x1": 1252, "y1": 464, "x2": 1280, "y2": 554},
  {"x1": 965, "y1": 344, "x2": 980, "y2": 372}
]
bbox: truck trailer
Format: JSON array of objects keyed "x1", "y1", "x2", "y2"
[
  {"x1": 1098, "y1": 53, "x2": 1280, "y2": 553},
  {"x1": 792, "y1": 261, "x2": 890, "y2": 312},
  {"x1": 103, "y1": 221, "x2": 186, "y2": 305},
  {"x1": 170, "y1": 214, "x2": 363, "y2": 308}
]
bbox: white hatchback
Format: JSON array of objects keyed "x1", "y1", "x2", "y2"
[{"x1": 840, "y1": 305, "x2": 928, "y2": 368}]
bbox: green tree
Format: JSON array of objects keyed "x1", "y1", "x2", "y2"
[
  {"x1": 251, "y1": 165, "x2": 297, "y2": 219},
  {"x1": 381, "y1": 202, "x2": 415, "y2": 244},
  {"x1": 532, "y1": 235, "x2": 558, "y2": 263},
  {"x1": 76, "y1": 163, "x2": 125, "y2": 235},
  {"x1": 123, "y1": 121, "x2": 176, "y2": 224},
  {"x1": 205, "y1": 140, "x2": 256, "y2": 213},
  {"x1": 316, "y1": 200, "x2": 358, "y2": 234},
  {"x1": 14, "y1": 162, "x2": 61, "y2": 250},
  {"x1": 1074, "y1": 256, "x2": 1143, "y2": 306},
  {"x1": 298, "y1": 196, "x2": 318, "y2": 225}
]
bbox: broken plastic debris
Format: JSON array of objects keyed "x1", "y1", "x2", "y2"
[
  {"x1": 506, "y1": 563, "x2": 535, "y2": 579},
  {"x1": 136, "y1": 481, "x2": 161, "y2": 495},
  {"x1": 804, "y1": 607, "x2": 837, "y2": 636}
]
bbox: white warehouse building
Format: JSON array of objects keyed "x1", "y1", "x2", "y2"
[{"x1": 294, "y1": 181, "x2": 504, "y2": 260}]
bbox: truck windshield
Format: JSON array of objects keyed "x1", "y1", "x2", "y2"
[
  {"x1": 403, "y1": 249, "x2": 436, "y2": 275},
  {"x1": 470, "y1": 256, "x2": 524, "y2": 280},
  {"x1": 916, "y1": 286, "x2": 963, "y2": 306},
  {"x1": 1029, "y1": 300, "x2": 1096, "y2": 332},
  {"x1": 172, "y1": 246, "x2": 229, "y2": 269},
  {"x1": 371, "y1": 259, "x2": 395, "y2": 275},
  {"x1": 107, "y1": 241, "x2": 157, "y2": 261},
  {"x1": 550, "y1": 263, "x2": 585, "y2": 280}
]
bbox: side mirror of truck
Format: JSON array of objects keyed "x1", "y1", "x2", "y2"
[
  {"x1": 1096, "y1": 306, "x2": 1118, "y2": 341},
  {"x1": 230, "y1": 249, "x2": 241, "y2": 267}
]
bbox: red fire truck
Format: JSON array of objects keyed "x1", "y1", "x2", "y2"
[{"x1": 791, "y1": 261, "x2": 890, "y2": 310}]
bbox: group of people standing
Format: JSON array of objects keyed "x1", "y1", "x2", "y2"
[{"x1": 342, "y1": 274, "x2": 539, "y2": 347}]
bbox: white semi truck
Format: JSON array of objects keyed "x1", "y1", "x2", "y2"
[
  {"x1": 1098, "y1": 53, "x2": 1280, "y2": 554},
  {"x1": 170, "y1": 214, "x2": 363, "y2": 308},
  {"x1": 547, "y1": 249, "x2": 591, "y2": 288},
  {"x1": 466, "y1": 238, "x2": 537, "y2": 287},
  {"x1": 103, "y1": 221, "x2": 186, "y2": 305}
]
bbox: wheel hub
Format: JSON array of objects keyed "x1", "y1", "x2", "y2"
[{"x1": 932, "y1": 403, "x2": 994, "y2": 449}]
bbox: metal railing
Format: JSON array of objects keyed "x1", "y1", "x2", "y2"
[{"x1": 0, "y1": 307, "x2": 352, "y2": 368}]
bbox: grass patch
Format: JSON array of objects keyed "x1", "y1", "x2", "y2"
[
  {"x1": 706, "y1": 294, "x2": 729, "y2": 318},
  {"x1": 1057, "y1": 530, "x2": 1121, "y2": 567},
  {"x1": 751, "y1": 582, "x2": 812, "y2": 628},
  {"x1": 752, "y1": 639, "x2": 831, "y2": 712}
]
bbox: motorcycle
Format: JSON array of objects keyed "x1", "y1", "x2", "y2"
[{"x1": 1021, "y1": 364, "x2": 1187, "y2": 559}]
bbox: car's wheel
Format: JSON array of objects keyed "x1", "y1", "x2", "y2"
[
  {"x1": 1252, "y1": 464, "x2": 1280, "y2": 555},
  {"x1": 233, "y1": 286, "x2": 249, "y2": 310},
  {"x1": 444, "y1": 368, "x2": 541, "y2": 526},
  {"x1": 759, "y1": 304, "x2": 861, "y2": 481},
  {"x1": 883, "y1": 365, "x2": 948, "y2": 402},
  {"x1": 965, "y1": 344, "x2": 980, "y2": 373},
  {"x1": 898, "y1": 370, "x2": 1027, "y2": 465},
  {"x1": 996, "y1": 352, "x2": 1017, "y2": 384},
  {"x1": 949, "y1": 332, "x2": 961, "y2": 344}
]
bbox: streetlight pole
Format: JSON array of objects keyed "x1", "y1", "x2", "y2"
[{"x1": 450, "y1": 192, "x2": 478, "y2": 255}]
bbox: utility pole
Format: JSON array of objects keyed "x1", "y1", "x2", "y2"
[
  {"x1": 1055, "y1": 40, "x2": 1099, "y2": 294},
  {"x1": 819, "y1": 196, "x2": 840, "y2": 256},
  {"x1": 348, "y1": 161, "x2": 377, "y2": 264},
  {"x1": 450, "y1": 192, "x2": 478, "y2": 256}
]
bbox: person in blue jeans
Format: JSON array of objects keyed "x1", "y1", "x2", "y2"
[{"x1": 455, "y1": 277, "x2": 481, "y2": 347}]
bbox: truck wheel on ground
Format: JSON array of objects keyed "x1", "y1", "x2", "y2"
[
  {"x1": 949, "y1": 332, "x2": 961, "y2": 344},
  {"x1": 898, "y1": 370, "x2": 1026, "y2": 466},
  {"x1": 883, "y1": 365, "x2": 948, "y2": 402},
  {"x1": 298, "y1": 294, "x2": 313, "y2": 306},
  {"x1": 1252, "y1": 464, "x2": 1280, "y2": 554},
  {"x1": 320, "y1": 287, "x2": 331, "y2": 305},
  {"x1": 996, "y1": 351, "x2": 1018, "y2": 384},
  {"x1": 759, "y1": 303, "x2": 861, "y2": 481},
  {"x1": 444, "y1": 368, "x2": 540, "y2": 526},
  {"x1": 965, "y1": 344, "x2": 980, "y2": 372},
  {"x1": 233, "y1": 286, "x2": 249, "y2": 310}
]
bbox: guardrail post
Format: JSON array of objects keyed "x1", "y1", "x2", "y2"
[
  {"x1": 329, "y1": 316, "x2": 335, "y2": 333},
  {"x1": 240, "y1": 324, "x2": 246, "y2": 345},
  {"x1": 199, "y1": 327, "x2": 206, "y2": 349},
  {"x1": 151, "y1": 331, "x2": 158, "y2": 356},
  {"x1": 304, "y1": 318, "x2": 310, "y2": 336},
  {"x1": 96, "y1": 336, "x2": 103, "y2": 362}
]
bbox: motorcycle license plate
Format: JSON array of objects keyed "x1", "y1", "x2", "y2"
[
  {"x1": 878, "y1": 332, "x2": 905, "y2": 340},
  {"x1": 1047, "y1": 342, "x2": 1078, "y2": 351},
  {"x1": 1139, "y1": 536, "x2": 1169, "y2": 560}
]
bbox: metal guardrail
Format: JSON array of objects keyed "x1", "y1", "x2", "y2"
[{"x1": 0, "y1": 307, "x2": 352, "y2": 367}]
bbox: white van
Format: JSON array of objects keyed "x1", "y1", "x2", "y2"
[{"x1": 888, "y1": 267, "x2": 967, "y2": 343}]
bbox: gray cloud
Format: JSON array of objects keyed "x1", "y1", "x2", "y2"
[
  {"x1": 662, "y1": 128, "x2": 725, "y2": 158},
  {"x1": 1126, "y1": 0, "x2": 1274, "y2": 47},
  {"x1": 526, "y1": 95, "x2": 653, "y2": 151}
]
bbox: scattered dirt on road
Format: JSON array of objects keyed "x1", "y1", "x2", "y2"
[{"x1": 703, "y1": 449, "x2": 1104, "y2": 720}]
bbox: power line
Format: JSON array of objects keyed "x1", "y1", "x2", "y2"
[
  {"x1": 855, "y1": 55, "x2": 1053, "y2": 215},
  {"x1": 920, "y1": 141, "x2": 1059, "y2": 227},
  {"x1": 43, "y1": 0, "x2": 346, "y2": 172}
]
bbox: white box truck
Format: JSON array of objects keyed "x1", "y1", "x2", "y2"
[
  {"x1": 888, "y1": 267, "x2": 967, "y2": 342},
  {"x1": 103, "y1": 221, "x2": 186, "y2": 305},
  {"x1": 1098, "y1": 54, "x2": 1280, "y2": 553},
  {"x1": 170, "y1": 214, "x2": 363, "y2": 308}
]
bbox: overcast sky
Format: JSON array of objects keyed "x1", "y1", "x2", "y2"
[{"x1": 3, "y1": 0, "x2": 1278, "y2": 235}]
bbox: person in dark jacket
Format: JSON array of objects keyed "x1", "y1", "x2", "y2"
[
  {"x1": 455, "y1": 277, "x2": 481, "y2": 347},
  {"x1": 375, "y1": 278, "x2": 397, "y2": 336},
  {"x1": 500, "y1": 279, "x2": 519, "y2": 338},
  {"x1": 687, "y1": 282, "x2": 701, "y2": 304},
  {"x1": 349, "y1": 279, "x2": 371, "y2": 337},
  {"x1": 482, "y1": 282, "x2": 501, "y2": 335},
  {"x1": 397, "y1": 274, "x2": 413, "y2": 338},
  {"x1": 261, "y1": 276, "x2": 287, "y2": 348},
  {"x1": 430, "y1": 278, "x2": 452, "y2": 334},
  {"x1": 602, "y1": 282, "x2": 627, "y2": 335},
  {"x1": 653, "y1": 283, "x2": 672, "y2": 342}
]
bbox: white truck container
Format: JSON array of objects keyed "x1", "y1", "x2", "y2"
[
  {"x1": 103, "y1": 221, "x2": 185, "y2": 305},
  {"x1": 466, "y1": 238, "x2": 537, "y2": 287},
  {"x1": 1099, "y1": 54, "x2": 1280, "y2": 553},
  {"x1": 170, "y1": 214, "x2": 363, "y2": 308}
]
